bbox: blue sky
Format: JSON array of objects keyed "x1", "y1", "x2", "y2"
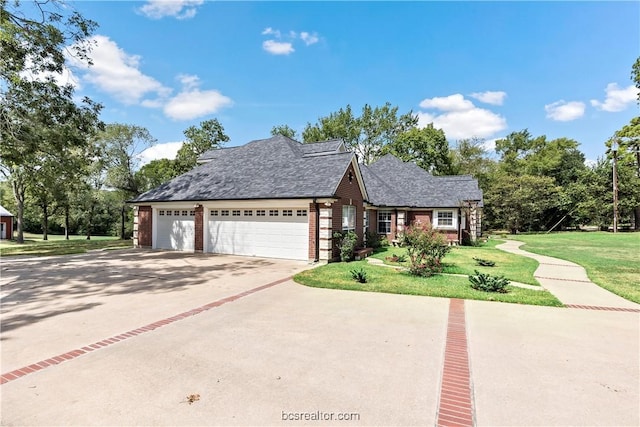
[{"x1": 67, "y1": 1, "x2": 639, "y2": 165}]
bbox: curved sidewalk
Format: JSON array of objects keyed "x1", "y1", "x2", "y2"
[{"x1": 497, "y1": 240, "x2": 640, "y2": 309}]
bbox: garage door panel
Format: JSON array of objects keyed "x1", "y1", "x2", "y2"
[
  {"x1": 207, "y1": 213, "x2": 308, "y2": 260},
  {"x1": 156, "y1": 216, "x2": 195, "y2": 251}
]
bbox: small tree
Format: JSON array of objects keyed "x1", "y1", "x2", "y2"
[
  {"x1": 401, "y1": 222, "x2": 451, "y2": 276},
  {"x1": 333, "y1": 231, "x2": 358, "y2": 262}
]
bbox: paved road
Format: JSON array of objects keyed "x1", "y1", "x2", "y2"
[{"x1": 1, "y1": 250, "x2": 638, "y2": 426}]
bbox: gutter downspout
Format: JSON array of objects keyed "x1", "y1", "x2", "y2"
[{"x1": 314, "y1": 199, "x2": 320, "y2": 262}]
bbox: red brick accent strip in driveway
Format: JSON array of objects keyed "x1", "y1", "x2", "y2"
[
  {"x1": 566, "y1": 304, "x2": 640, "y2": 313},
  {"x1": 0, "y1": 276, "x2": 291, "y2": 386},
  {"x1": 436, "y1": 299, "x2": 475, "y2": 427}
]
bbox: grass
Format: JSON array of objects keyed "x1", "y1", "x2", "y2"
[
  {"x1": 511, "y1": 232, "x2": 640, "y2": 304},
  {"x1": 293, "y1": 260, "x2": 562, "y2": 307},
  {"x1": 371, "y1": 239, "x2": 540, "y2": 286},
  {"x1": 0, "y1": 233, "x2": 132, "y2": 257}
]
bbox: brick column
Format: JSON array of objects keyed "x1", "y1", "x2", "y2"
[
  {"x1": 308, "y1": 203, "x2": 318, "y2": 261},
  {"x1": 396, "y1": 210, "x2": 406, "y2": 236},
  {"x1": 133, "y1": 206, "x2": 139, "y2": 247},
  {"x1": 137, "y1": 206, "x2": 152, "y2": 248},
  {"x1": 319, "y1": 207, "x2": 332, "y2": 261},
  {"x1": 195, "y1": 205, "x2": 204, "y2": 252}
]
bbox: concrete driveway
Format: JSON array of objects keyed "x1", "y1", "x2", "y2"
[{"x1": 1, "y1": 249, "x2": 638, "y2": 426}]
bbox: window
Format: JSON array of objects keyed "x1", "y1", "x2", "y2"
[
  {"x1": 211, "y1": 210, "x2": 218, "y2": 216},
  {"x1": 159, "y1": 210, "x2": 165, "y2": 216},
  {"x1": 166, "y1": 210, "x2": 172, "y2": 216},
  {"x1": 269, "y1": 210, "x2": 279, "y2": 216},
  {"x1": 296, "y1": 209, "x2": 307, "y2": 217},
  {"x1": 189, "y1": 210, "x2": 195, "y2": 216},
  {"x1": 256, "y1": 210, "x2": 266, "y2": 216},
  {"x1": 232, "y1": 210, "x2": 241, "y2": 216},
  {"x1": 435, "y1": 210, "x2": 455, "y2": 228},
  {"x1": 282, "y1": 210, "x2": 293, "y2": 216},
  {"x1": 182, "y1": 210, "x2": 188, "y2": 216},
  {"x1": 378, "y1": 211, "x2": 392, "y2": 234},
  {"x1": 342, "y1": 205, "x2": 356, "y2": 232},
  {"x1": 244, "y1": 210, "x2": 253, "y2": 216},
  {"x1": 221, "y1": 210, "x2": 229, "y2": 216},
  {"x1": 174, "y1": 210, "x2": 180, "y2": 216}
]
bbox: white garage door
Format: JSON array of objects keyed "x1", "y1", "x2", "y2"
[
  {"x1": 207, "y1": 208, "x2": 308, "y2": 260},
  {"x1": 156, "y1": 209, "x2": 195, "y2": 251}
]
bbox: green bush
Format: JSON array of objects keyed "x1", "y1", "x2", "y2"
[
  {"x1": 468, "y1": 270, "x2": 510, "y2": 293},
  {"x1": 401, "y1": 223, "x2": 451, "y2": 277},
  {"x1": 333, "y1": 231, "x2": 358, "y2": 262},
  {"x1": 385, "y1": 253, "x2": 407, "y2": 263},
  {"x1": 350, "y1": 267, "x2": 368, "y2": 283},
  {"x1": 365, "y1": 231, "x2": 384, "y2": 249},
  {"x1": 473, "y1": 257, "x2": 496, "y2": 267}
]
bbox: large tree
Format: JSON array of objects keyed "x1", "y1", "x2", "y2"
[
  {"x1": 174, "y1": 118, "x2": 229, "y2": 174},
  {"x1": 383, "y1": 124, "x2": 454, "y2": 175},
  {"x1": 0, "y1": 0, "x2": 102, "y2": 243},
  {"x1": 302, "y1": 103, "x2": 418, "y2": 165},
  {"x1": 271, "y1": 124, "x2": 298, "y2": 139}
]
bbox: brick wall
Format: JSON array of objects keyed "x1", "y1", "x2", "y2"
[
  {"x1": 409, "y1": 210, "x2": 432, "y2": 225},
  {"x1": 137, "y1": 206, "x2": 152, "y2": 247},
  {"x1": 308, "y1": 202, "x2": 318, "y2": 260},
  {"x1": 195, "y1": 205, "x2": 203, "y2": 252},
  {"x1": 331, "y1": 163, "x2": 365, "y2": 259},
  {"x1": 0, "y1": 216, "x2": 13, "y2": 239}
]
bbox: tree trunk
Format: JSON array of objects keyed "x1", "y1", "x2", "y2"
[
  {"x1": 635, "y1": 205, "x2": 640, "y2": 231},
  {"x1": 12, "y1": 178, "x2": 25, "y2": 244},
  {"x1": 120, "y1": 205, "x2": 126, "y2": 240},
  {"x1": 65, "y1": 204, "x2": 70, "y2": 240},
  {"x1": 42, "y1": 203, "x2": 48, "y2": 240}
]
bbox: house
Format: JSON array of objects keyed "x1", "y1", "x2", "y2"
[
  {"x1": 0, "y1": 205, "x2": 14, "y2": 240},
  {"x1": 130, "y1": 135, "x2": 483, "y2": 261}
]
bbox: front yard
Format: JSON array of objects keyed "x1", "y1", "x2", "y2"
[
  {"x1": 294, "y1": 240, "x2": 563, "y2": 307},
  {"x1": 0, "y1": 233, "x2": 132, "y2": 257}
]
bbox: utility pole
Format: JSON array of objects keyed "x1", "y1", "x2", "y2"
[{"x1": 612, "y1": 140, "x2": 619, "y2": 233}]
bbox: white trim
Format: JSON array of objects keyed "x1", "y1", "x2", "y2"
[
  {"x1": 433, "y1": 209, "x2": 457, "y2": 229},
  {"x1": 152, "y1": 208, "x2": 158, "y2": 248}
]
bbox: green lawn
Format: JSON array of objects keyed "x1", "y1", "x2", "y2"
[
  {"x1": 511, "y1": 232, "x2": 640, "y2": 304},
  {"x1": 371, "y1": 239, "x2": 540, "y2": 286},
  {"x1": 293, "y1": 260, "x2": 562, "y2": 307},
  {"x1": 0, "y1": 233, "x2": 132, "y2": 256}
]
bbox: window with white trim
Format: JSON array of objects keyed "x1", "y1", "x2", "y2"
[
  {"x1": 282, "y1": 209, "x2": 293, "y2": 216},
  {"x1": 174, "y1": 210, "x2": 180, "y2": 216},
  {"x1": 181, "y1": 210, "x2": 188, "y2": 216},
  {"x1": 189, "y1": 210, "x2": 195, "y2": 216},
  {"x1": 244, "y1": 210, "x2": 253, "y2": 216},
  {"x1": 296, "y1": 209, "x2": 307, "y2": 217},
  {"x1": 211, "y1": 210, "x2": 218, "y2": 216},
  {"x1": 159, "y1": 210, "x2": 165, "y2": 216},
  {"x1": 256, "y1": 210, "x2": 266, "y2": 216},
  {"x1": 378, "y1": 211, "x2": 392, "y2": 234},
  {"x1": 166, "y1": 210, "x2": 172, "y2": 216},
  {"x1": 269, "y1": 210, "x2": 279, "y2": 216},
  {"x1": 232, "y1": 210, "x2": 241, "y2": 216},
  {"x1": 342, "y1": 205, "x2": 356, "y2": 232},
  {"x1": 221, "y1": 210, "x2": 229, "y2": 216},
  {"x1": 434, "y1": 210, "x2": 455, "y2": 228}
]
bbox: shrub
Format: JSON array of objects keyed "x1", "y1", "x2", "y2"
[
  {"x1": 365, "y1": 231, "x2": 384, "y2": 249},
  {"x1": 333, "y1": 231, "x2": 358, "y2": 262},
  {"x1": 401, "y1": 223, "x2": 451, "y2": 277},
  {"x1": 468, "y1": 270, "x2": 510, "y2": 293},
  {"x1": 473, "y1": 257, "x2": 496, "y2": 267},
  {"x1": 350, "y1": 267, "x2": 368, "y2": 283}
]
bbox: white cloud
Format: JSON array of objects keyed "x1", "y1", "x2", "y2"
[
  {"x1": 262, "y1": 40, "x2": 295, "y2": 55},
  {"x1": 419, "y1": 94, "x2": 475, "y2": 111},
  {"x1": 262, "y1": 27, "x2": 281, "y2": 37},
  {"x1": 164, "y1": 78, "x2": 232, "y2": 120},
  {"x1": 300, "y1": 31, "x2": 319, "y2": 46},
  {"x1": 469, "y1": 91, "x2": 507, "y2": 106},
  {"x1": 138, "y1": 0, "x2": 204, "y2": 20},
  {"x1": 590, "y1": 83, "x2": 637, "y2": 112},
  {"x1": 545, "y1": 100, "x2": 585, "y2": 121},
  {"x1": 69, "y1": 35, "x2": 170, "y2": 105},
  {"x1": 417, "y1": 94, "x2": 507, "y2": 140},
  {"x1": 137, "y1": 141, "x2": 184, "y2": 166}
]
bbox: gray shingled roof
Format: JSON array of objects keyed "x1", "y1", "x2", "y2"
[
  {"x1": 362, "y1": 154, "x2": 483, "y2": 208},
  {"x1": 131, "y1": 135, "x2": 355, "y2": 202}
]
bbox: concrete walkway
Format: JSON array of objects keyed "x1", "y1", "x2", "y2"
[{"x1": 497, "y1": 240, "x2": 640, "y2": 309}]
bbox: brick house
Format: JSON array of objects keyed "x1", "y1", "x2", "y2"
[
  {"x1": 0, "y1": 205, "x2": 14, "y2": 240},
  {"x1": 130, "y1": 135, "x2": 483, "y2": 262}
]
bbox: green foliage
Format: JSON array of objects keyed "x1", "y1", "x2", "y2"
[
  {"x1": 333, "y1": 230, "x2": 358, "y2": 262},
  {"x1": 350, "y1": 267, "x2": 369, "y2": 283},
  {"x1": 385, "y1": 253, "x2": 407, "y2": 263},
  {"x1": 136, "y1": 159, "x2": 179, "y2": 192},
  {"x1": 383, "y1": 124, "x2": 454, "y2": 175},
  {"x1": 473, "y1": 257, "x2": 496, "y2": 267},
  {"x1": 468, "y1": 270, "x2": 510, "y2": 293},
  {"x1": 174, "y1": 119, "x2": 229, "y2": 174},
  {"x1": 401, "y1": 223, "x2": 451, "y2": 276},
  {"x1": 365, "y1": 230, "x2": 385, "y2": 249},
  {"x1": 302, "y1": 102, "x2": 418, "y2": 165},
  {"x1": 271, "y1": 124, "x2": 298, "y2": 139}
]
